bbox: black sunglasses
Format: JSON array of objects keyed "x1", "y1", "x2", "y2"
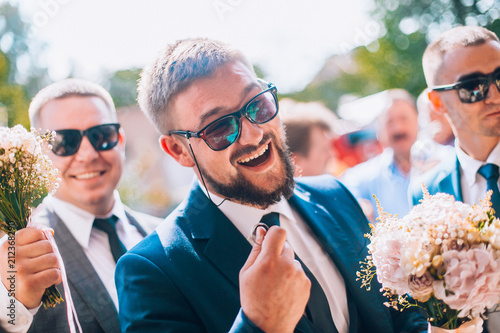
[
  {"x1": 431, "y1": 68, "x2": 500, "y2": 103},
  {"x1": 169, "y1": 82, "x2": 278, "y2": 151},
  {"x1": 51, "y1": 123, "x2": 121, "y2": 156}
]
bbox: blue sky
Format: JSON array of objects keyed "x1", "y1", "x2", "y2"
[{"x1": 18, "y1": 0, "x2": 377, "y2": 93}]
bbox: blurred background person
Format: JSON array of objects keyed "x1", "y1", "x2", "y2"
[
  {"x1": 341, "y1": 89, "x2": 419, "y2": 221},
  {"x1": 280, "y1": 98, "x2": 343, "y2": 177},
  {"x1": 411, "y1": 89, "x2": 456, "y2": 176},
  {"x1": 416, "y1": 89, "x2": 454, "y2": 147}
]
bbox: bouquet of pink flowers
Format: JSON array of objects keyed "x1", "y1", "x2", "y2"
[{"x1": 358, "y1": 186, "x2": 500, "y2": 332}]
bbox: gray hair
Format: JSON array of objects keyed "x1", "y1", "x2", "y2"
[
  {"x1": 376, "y1": 89, "x2": 417, "y2": 130},
  {"x1": 423, "y1": 26, "x2": 499, "y2": 86},
  {"x1": 29, "y1": 78, "x2": 116, "y2": 128},
  {"x1": 137, "y1": 38, "x2": 255, "y2": 133}
]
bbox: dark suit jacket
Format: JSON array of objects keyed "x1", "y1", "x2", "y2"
[
  {"x1": 116, "y1": 175, "x2": 427, "y2": 333},
  {"x1": 25, "y1": 205, "x2": 161, "y2": 333},
  {"x1": 409, "y1": 155, "x2": 463, "y2": 205}
]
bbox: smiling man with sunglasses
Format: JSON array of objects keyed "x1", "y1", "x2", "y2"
[
  {"x1": 0, "y1": 79, "x2": 161, "y2": 333},
  {"x1": 410, "y1": 26, "x2": 500, "y2": 332},
  {"x1": 115, "y1": 38, "x2": 428, "y2": 333}
]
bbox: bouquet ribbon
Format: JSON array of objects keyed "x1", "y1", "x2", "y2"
[
  {"x1": 427, "y1": 318, "x2": 484, "y2": 333},
  {"x1": 30, "y1": 222, "x2": 82, "y2": 333}
]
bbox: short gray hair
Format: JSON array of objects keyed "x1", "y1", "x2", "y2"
[
  {"x1": 384, "y1": 89, "x2": 416, "y2": 111},
  {"x1": 29, "y1": 78, "x2": 116, "y2": 128},
  {"x1": 423, "y1": 26, "x2": 499, "y2": 86},
  {"x1": 137, "y1": 38, "x2": 255, "y2": 133}
]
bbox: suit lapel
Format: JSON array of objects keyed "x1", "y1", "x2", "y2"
[
  {"x1": 47, "y1": 210, "x2": 120, "y2": 333},
  {"x1": 437, "y1": 158, "x2": 463, "y2": 201},
  {"x1": 184, "y1": 185, "x2": 315, "y2": 333},
  {"x1": 289, "y1": 186, "x2": 393, "y2": 333},
  {"x1": 124, "y1": 210, "x2": 147, "y2": 237},
  {"x1": 185, "y1": 185, "x2": 252, "y2": 288}
]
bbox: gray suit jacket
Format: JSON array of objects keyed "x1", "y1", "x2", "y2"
[{"x1": 26, "y1": 205, "x2": 161, "y2": 333}]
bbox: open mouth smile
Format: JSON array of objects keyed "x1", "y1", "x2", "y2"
[
  {"x1": 73, "y1": 171, "x2": 103, "y2": 180},
  {"x1": 237, "y1": 144, "x2": 270, "y2": 167}
]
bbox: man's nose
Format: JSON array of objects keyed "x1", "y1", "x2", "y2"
[
  {"x1": 74, "y1": 136, "x2": 99, "y2": 161},
  {"x1": 237, "y1": 116, "x2": 264, "y2": 146},
  {"x1": 484, "y1": 80, "x2": 500, "y2": 104}
]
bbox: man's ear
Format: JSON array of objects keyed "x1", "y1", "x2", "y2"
[
  {"x1": 118, "y1": 127, "x2": 126, "y2": 159},
  {"x1": 118, "y1": 127, "x2": 126, "y2": 145},
  {"x1": 427, "y1": 89, "x2": 447, "y2": 115},
  {"x1": 159, "y1": 134, "x2": 195, "y2": 167}
]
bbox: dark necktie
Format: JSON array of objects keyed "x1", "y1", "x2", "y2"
[
  {"x1": 478, "y1": 164, "x2": 500, "y2": 218},
  {"x1": 259, "y1": 213, "x2": 337, "y2": 332},
  {"x1": 93, "y1": 215, "x2": 127, "y2": 263}
]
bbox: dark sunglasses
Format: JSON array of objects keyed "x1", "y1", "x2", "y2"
[
  {"x1": 169, "y1": 82, "x2": 278, "y2": 151},
  {"x1": 431, "y1": 68, "x2": 500, "y2": 103},
  {"x1": 50, "y1": 123, "x2": 121, "y2": 156}
]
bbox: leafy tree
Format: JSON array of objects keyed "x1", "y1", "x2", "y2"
[
  {"x1": 0, "y1": 49, "x2": 29, "y2": 127},
  {"x1": 104, "y1": 68, "x2": 141, "y2": 108},
  {"x1": 289, "y1": 0, "x2": 500, "y2": 112},
  {"x1": 0, "y1": 2, "x2": 48, "y2": 127}
]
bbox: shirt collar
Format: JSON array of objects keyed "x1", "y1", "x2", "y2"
[
  {"x1": 44, "y1": 190, "x2": 126, "y2": 250},
  {"x1": 456, "y1": 140, "x2": 500, "y2": 187},
  {"x1": 200, "y1": 182, "x2": 296, "y2": 235}
]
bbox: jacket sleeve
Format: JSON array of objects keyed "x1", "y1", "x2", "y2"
[
  {"x1": 116, "y1": 251, "x2": 258, "y2": 333},
  {"x1": 390, "y1": 305, "x2": 429, "y2": 333},
  {"x1": 116, "y1": 252, "x2": 205, "y2": 333}
]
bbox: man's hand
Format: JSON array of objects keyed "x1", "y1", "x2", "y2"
[
  {"x1": 239, "y1": 226, "x2": 311, "y2": 333},
  {"x1": 0, "y1": 227, "x2": 61, "y2": 309}
]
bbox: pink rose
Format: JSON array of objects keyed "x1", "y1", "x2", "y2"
[{"x1": 409, "y1": 271, "x2": 434, "y2": 302}]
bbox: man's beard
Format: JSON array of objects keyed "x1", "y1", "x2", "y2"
[{"x1": 199, "y1": 134, "x2": 295, "y2": 209}]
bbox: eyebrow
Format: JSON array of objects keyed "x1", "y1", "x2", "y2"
[
  {"x1": 458, "y1": 66, "x2": 500, "y2": 82},
  {"x1": 196, "y1": 81, "x2": 261, "y2": 130}
]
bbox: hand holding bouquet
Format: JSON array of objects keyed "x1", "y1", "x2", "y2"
[
  {"x1": 0, "y1": 125, "x2": 62, "y2": 308},
  {"x1": 357, "y1": 186, "x2": 500, "y2": 332}
]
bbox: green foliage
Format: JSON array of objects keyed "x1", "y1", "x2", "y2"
[
  {"x1": 0, "y1": 51, "x2": 29, "y2": 127},
  {"x1": 288, "y1": 0, "x2": 500, "y2": 113},
  {"x1": 105, "y1": 68, "x2": 142, "y2": 108},
  {"x1": 0, "y1": 2, "x2": 48, "y2": 127}
]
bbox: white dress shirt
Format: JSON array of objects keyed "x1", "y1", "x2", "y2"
[
  {"x1": 456, "y1": 140, "x2": 500, "y2": 206},
  {"x1": 0, "y1": 191, "x2": 144, "y2": 333},
  {"x1": 209, "y1": 191, "x2": 350, "y2": 333},
  {"x1": 456, "y1": 140, "x2": 500, "y2": 332}
]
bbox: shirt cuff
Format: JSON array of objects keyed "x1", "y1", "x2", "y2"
[
  {"x1": 0, "y1": 279, "x2": 38, "y2": 333},
  {"x1": 228, "y1": 308, "x2": 265, "y2": 333}
]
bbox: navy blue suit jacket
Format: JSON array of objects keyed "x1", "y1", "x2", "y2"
[
  {"x1": 116, "y1": 175, "x2": 427, "y2": 333},
  {"x1": 410, "y1": 155, "x2": 463, "y2": 205}
]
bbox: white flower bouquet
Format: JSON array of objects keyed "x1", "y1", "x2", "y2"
[
  {"x1": 0, "y1": 125, "x2": 62, "y2": 308},
  {"x1": 357, "y1": 186, "x2": 500, "y2": 332}
]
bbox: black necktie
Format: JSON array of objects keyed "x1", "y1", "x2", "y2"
[
  {"x1": 259, "y1": 213, "x2": 337, "y2": 332},
  {"x1": 93, "y1": 216, "x2": 127, "y2": 263},
  {"x1": 478, "y1": 164, "x2": 500, "y2": 217}
]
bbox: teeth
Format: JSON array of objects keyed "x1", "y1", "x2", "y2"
[
  {"x1": 75, "y1": 172, "x2": 101, "y2": 180},
  {"x1": 238, "y1": 145, "x2": 268, "y2": 164}
]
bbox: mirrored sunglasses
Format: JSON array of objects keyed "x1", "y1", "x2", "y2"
[
  {"x1": 51, "y1": 123, "x2": 121, "y2": 156},
  {"x1": 169, "y1": 82, "x2": 278, "y2": 151},
  {"x1": 432, "y1": 68, "x2": 500, "y2": 103}
]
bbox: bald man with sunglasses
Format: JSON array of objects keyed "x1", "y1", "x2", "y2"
[
  {"x1": 0, "y1": 79, "x2": 162, "y2": 333},
  {"x1": 410, "y1": 26, "x2": 500, "y2": 332}
]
